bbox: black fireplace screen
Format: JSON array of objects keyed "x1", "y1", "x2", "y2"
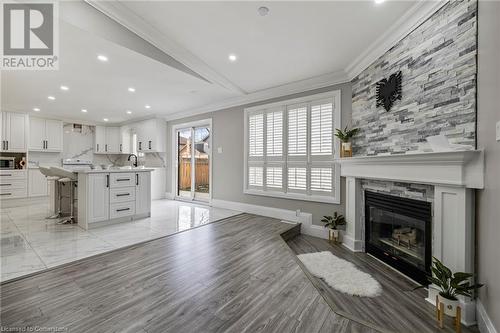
[{"x1": 365, "y1": 191, "x2": 431, "y2": 285}]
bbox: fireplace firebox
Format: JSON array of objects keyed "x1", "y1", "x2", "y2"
[{"x1": 365, "y1": 191, "x2": 432, "y2": 285}]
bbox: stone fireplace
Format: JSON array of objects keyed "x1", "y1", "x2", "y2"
[{"x1": 339, "y1": 150, "x2": 484, "y2": 326}]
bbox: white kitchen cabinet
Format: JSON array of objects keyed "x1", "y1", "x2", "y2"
[
  {"x1": 87, "y1": 173, "x2": 110, "y2": 224},
  {"x1": 135, "y1": 171, "x2": 151, "y2": 215},
  {"x1": 0, "y1": 170, "x2": 27, "y2": 199},
  {"x1": 94, "y1": 126, "x2": 106, "y2": 153},
  {"x1": 120, "y1": 125, "x2": 131, "y2": 154},
  {"x1": 28, "y1": 169, "x2": 48, "y2": 197},
  {"x1": 28, "y1": 117, "x2": 63, "y2": 152},
  {"x1": 136, "y1": 119, "x2": 166, "y2": 153},
  {"x1": 1, "y1": 112, "x2": 27, "y2": 152},
  {"x1": 95, "y1": 126, "x2": 122, "y2": 154}
]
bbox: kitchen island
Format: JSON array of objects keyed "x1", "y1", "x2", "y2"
[{"x1": 77, "y1": 168, "x2": 153, "y2": 230}]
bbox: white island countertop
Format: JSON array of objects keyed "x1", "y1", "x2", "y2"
[{"x1": 77, "y1": 168, "x2": 155, "y2": 174}]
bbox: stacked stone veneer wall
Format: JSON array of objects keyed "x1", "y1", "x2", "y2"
[
  {"x1": 351, "y1": 0, "x2": 477, "y2": 156},
  {"x1": 361, "y1": 179, "x2": 434, "y2": 203}
]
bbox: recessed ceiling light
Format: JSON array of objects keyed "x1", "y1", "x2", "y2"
[
  {"x1": 48, "y1": 96, "x2": 55, "y2": 100},
  {"x1": 128, "y1": 87, "x2": 136, "y2": 92},
  {"x1": 126, "y1": 110, "x2": 132, "y2": 114},
  {"x1": 228, "y1": 54, "x2": 237, "y2": 62},
  {"x1": 374, "y1": 0, "x2": 385, "y2": 4},
  {"x1": 103, "y1": 118, "x2": 109, "y2": 122},
  {"x1": 33, "y1": 107, "x2": 40, "y2": 112},
  {"x1": 258, "y1": 6, "x2": 269, "y2": 16},
  {"x1": 81, "y1": 109, "x2": 87, "y2": 113},
  {"x1": 60, "y1": 85, "x2": 69, "y2": 91},
  {"x1": 97, "y1": 55, "x2": 108, "y2": 62},
  {"x1": 145, "y1": 105, "x2": 151, "y2": 109}
]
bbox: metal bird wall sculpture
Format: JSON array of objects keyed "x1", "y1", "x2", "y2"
[{"x1": 376, "y1": 71, "x2": 402, "y2": 111}]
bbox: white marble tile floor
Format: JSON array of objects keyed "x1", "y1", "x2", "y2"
[{"x1": 0, "y1": 198, "x2": 240, "y2": 282}]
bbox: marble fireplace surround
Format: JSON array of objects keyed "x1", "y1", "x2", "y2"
[{"x1": 339, "y1": 150, "x2": 484, "y2": 326}]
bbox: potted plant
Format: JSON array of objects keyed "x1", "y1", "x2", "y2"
[
  {"x1": 417, "y1": 257, "x2": 483, "y2": 317},
  {"x1": 335, "y1": 126, "x2": 360, "y2": 157},
  {"x1": 322, "y1": 212, "x2": 346, "y2": 243}
]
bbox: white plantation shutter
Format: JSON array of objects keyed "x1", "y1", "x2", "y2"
[
  {"x1": 249, "y1": 113, "x2": 263, "y2": 157},
  {"x1": 310, "y1": 167, "x2": 333, "y2": 192},
  {"x1": 245, "y1": 91, "x2": 340, "y2": 203},
  {"x1": 266, "y1": 111, "x2": 283, "y2": 157},
  {"x1": 288, "y1": 167, "x2": 307, "y2": 191},
  {"x1": 287, "y1": 106, "x2": 307, "y2": 156},
  {"x1": 311, "y1": 102, "x2": 333, "y2": 156},
  {"x1": 266, "y1": 167, "x2": 282, "y2": 189},
  {"x1": 248, "y1": 166, "x2": 263, "y2": 187}
]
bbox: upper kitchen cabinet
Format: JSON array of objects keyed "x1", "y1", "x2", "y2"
[
  {"x1": 95, "y1": 126, "x2": 122, "y2": 154},
  {"x1": 136, "y1": 119, "x2": 166, "y2": 153},
  {"x1": 29, "y1": 117, "x2": 63, "y2": 152},
  {"x1": 1, "y1": 112, "x2": 28, "y2": 152},
  {"x1": 120, "y1": 125, "x2": 131, "y2": 155}
]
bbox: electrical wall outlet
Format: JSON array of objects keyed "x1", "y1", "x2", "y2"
[
  {"x1": 496, "y1": 121, "x2": 500, "y2": 142},
  {"x1": 217, "y1": 147, "x2": 223, "y2": 153}
]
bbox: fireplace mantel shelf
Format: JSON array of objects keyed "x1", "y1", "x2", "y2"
[{"x1": 337, "y1": 150, "x2": 484, "y2": 189}]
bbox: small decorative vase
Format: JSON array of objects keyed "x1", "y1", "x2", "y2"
[
  {"x1": 438, "y1": 294, "x2": 460, "y2": 317},
  {"x1": 328, "y1": 229, "x2": 340, "y2": 244},
  {"x1": 340, "y1": 142, "x2": 352, "y2": 158}
]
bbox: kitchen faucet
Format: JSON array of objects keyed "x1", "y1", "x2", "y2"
[{"x1": 127, "y1": 154, "x2": 138, "y2": 167}]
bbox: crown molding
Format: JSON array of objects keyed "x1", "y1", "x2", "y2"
[
  {"x1": 346, "y1": 0, "x2": 447, "y2": 80},
  {"x1": 163, "y1": 69, "x2": 349, "y2": 121},
  {"x1": 85, "y1": 0, "x2": 246, "y2": 95}
]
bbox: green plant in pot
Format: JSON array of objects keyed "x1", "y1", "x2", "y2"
[
  {"x1": 416, "y1": 257, "x2": 483, "y2": 317},
  {"x1": 322, "y1": 212, "x2": 346, "y2": 243},
  {"x1": 334, "y1": 126, "x2": 359, "y2": 157}
]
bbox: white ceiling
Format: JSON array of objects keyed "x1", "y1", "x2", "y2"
[
  {"x1": 119, "y1": 1, "x2": 416, "y2": 93},
  {"x1": 1, "y1": 0, "x2": 427, "y2": 124}
]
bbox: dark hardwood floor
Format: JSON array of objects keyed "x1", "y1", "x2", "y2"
[
  {"x1": 1, "y1": 214, "x2": 377, "y2": 333},
  {"x1": 287, "y1": 234, "x2": 479, "y2": 333}
]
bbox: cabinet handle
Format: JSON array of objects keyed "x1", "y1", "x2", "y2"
[
  {"x1": 139, "y1": 142, "x2": 142, "y2": 150},
  {"x1": 106, "y1": 175, "x2": 109, "y2": 188},
  {"x1": 116, "y1": 208, "x2": 130, "y2": 212},
  {"x1": 148, "y1": 141, "x2": 151, "y2": 149},
  {"x1": 45, "y1": 140, "x2": 48, "y2": 149},
  {"x1": 116, "y1": 193, "x2": 130, "y2": 197},
  {"x1": 0, "y1": 193, "x2": 11, "y2": 196},
  {"x1": 105, "y1": 144, "x2": 108, "y2": 152},
  {"x1": 0, "y1": 184, "x2": 12, "y2": 186},
  {"x1": 0, "y1": 174, "x2": 12, "y2": 177},
  {"x1": 120, "y1": 144, "x2": 122, "y2": 152},
  {"x1": 2, "y1": 141, "x2": 4, "y2": 150},
  {"x1": 136, "y1": 174, "x2": 139, "y2": 186},
  {"x1": 6, "y1": 141, "x2": 8, "y2": 150},
  {"x1": 97, "y1": 144, "x2": 99, "y2": 152},
  {"x1": 116, "y1": 178, "x2": 130, "y2": 182}
]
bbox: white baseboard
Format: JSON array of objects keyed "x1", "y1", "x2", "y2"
[
  {"x1": 342, "y1": 234, "x2": 364, "y2": 252},
  {"x1": 211, "y1": 199, "x2": 316, "y2": 233},
  {"x1": 164, "y1": 192, "x2": 174, "y2": 200},
  {"x1": 477, "y1": 299, "x2": 498, "y2": 333}
]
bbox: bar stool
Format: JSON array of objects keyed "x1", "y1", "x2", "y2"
[
  {"x1": 50, "y1": 167, "x2": 78, "y2": 224},
  {"x1": 39, "y1": 166, "x2": 61, "y2": 219}
]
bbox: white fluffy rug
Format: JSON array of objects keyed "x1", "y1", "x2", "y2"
[{"x1": 297, "y1": 251, "x2": 382, "y2": 298}]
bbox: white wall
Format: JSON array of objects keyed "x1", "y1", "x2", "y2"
[
  {"x1": 477, "y1": 0, "x2": 500, "y2": 331},
  {"x1": 167, "y1": 82, "x2": 352, "y2": 226}
]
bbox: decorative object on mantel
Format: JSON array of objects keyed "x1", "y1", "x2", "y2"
[
  {"x1": 322, "y1": 212, "x2": 346, "y2": 244},
  {"x1": 376, "y1": 71, "x2": 402, "y2": 111},
  {"x1": 415, "y1": 257, "x2": 483, "y2": 332},
  {"x1": 335, "y1": 126, "x2": 359, "y2": 158},
  {"x1": 426, "y1": 135, "x2": 474, "y2": 152}
]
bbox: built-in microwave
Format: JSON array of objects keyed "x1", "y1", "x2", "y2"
[{"x1": 0, "y1": 157, "x2": 15, "y2": 169}]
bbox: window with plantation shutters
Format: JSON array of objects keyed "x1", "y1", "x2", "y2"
[{"x1": 244, "y1": 91, "x2": 341, "y2": 204}]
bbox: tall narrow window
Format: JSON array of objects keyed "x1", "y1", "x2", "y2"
[{"x1": 245, "y1": 91, "x2": 341, "y2": 203}]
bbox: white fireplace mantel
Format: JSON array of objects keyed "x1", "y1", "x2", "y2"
[
  {"x1": 337, "y1": 150, "x2": 484, "y2": 189},
  {"x1": 340, "y1": 150, "x2": 484, "y2": 326}
]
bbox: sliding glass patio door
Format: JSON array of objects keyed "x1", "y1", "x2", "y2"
[{"x1": 176, "y1": 125, "x2": 211, "y2": 202}]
